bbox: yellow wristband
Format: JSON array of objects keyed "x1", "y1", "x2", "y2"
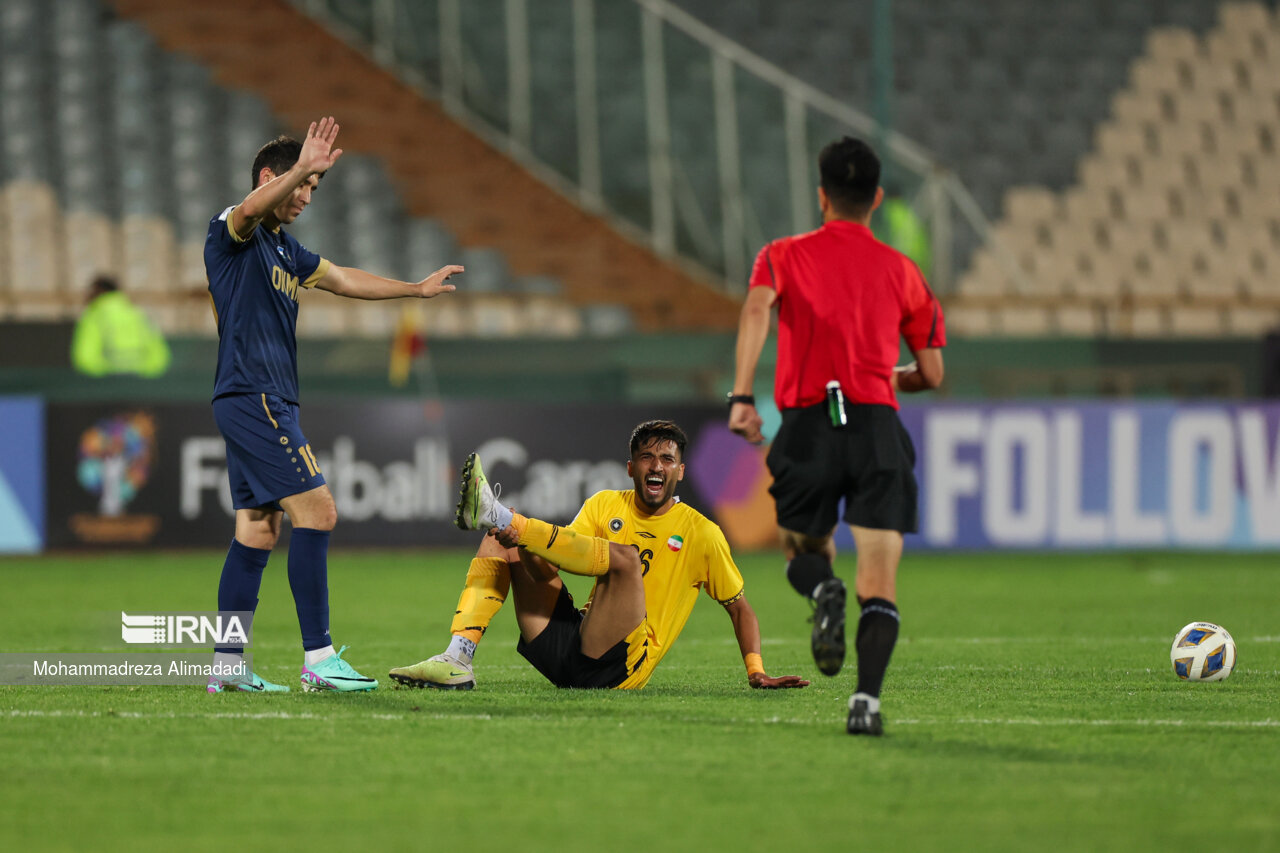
[{"x1": 744, "y1": 652, "x2": 764, "y2": 677}]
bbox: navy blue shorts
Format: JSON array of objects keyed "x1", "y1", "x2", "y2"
[{"x1": 212, "y1": 393, "x2": 325, "y2": 510}]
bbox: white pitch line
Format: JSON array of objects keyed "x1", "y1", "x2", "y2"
[
  {"x1": 6, "y1": 708, "x2": 1279, "y2": 729},
  {"x1": 894, "y1": 718, "x2": 1280, "y2": 728}
]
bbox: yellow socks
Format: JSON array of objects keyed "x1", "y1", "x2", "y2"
[
  {"x1": 449, "y1": 557, "x2": 511, "y2": 642},
  {"x1": 512, "y1": 514, "x2": 611, "y2": 577}
]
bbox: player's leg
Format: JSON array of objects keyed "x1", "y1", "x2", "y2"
[
  {"x1": 209, "y1": 395, "x2": 294, "y2": 693},
  {"x1": 209, "y1": 506, "x2": 291, "y2": 693},
  {"x1": 456, "y1": 452, "x2": 612, "y2": 577},
  {"x1": 572, "y1": 543, "x2": 645, "y2": 659},
  {"x1": 280, "y1": 484, "x2": 375, "y2": 692},
  {"x1": 845, "y1": 525, "x2": 902, "y2": 736},
  {"x1": 389, "y1": 533, "x2": 515, "y2": 689}
]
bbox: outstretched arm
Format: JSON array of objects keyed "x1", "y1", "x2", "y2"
[
  {"x1": 728, "y1": 285, "x2": 775, "y2": 445},
  {"x1": 724, "y1": 595, "x2": 809, "y2": 689},
  {"x1": 232, "y1": 117, "x2": 344, "y2": 240},
  {"x1": 315, "y1": 264, "x2": 464, "y2": 300}
]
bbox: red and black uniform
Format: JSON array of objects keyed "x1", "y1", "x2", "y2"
[{"x1": 750, "y1": 220, "x2": 946, "y2": 534}]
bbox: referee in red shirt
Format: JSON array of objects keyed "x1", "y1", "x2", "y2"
[{"x1": 729, "y1": 137, "x2": 945, "y2": 735}]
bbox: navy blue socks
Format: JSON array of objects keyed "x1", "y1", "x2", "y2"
[
  {"x1": 215, "y1": 538, "x2": 270, "y2": 654},
  {"x1": 287, "y1": 527, "x2": 332, "y2": 652}
]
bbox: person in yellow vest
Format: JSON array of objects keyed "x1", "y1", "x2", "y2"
[
  {"x1": 71, "y1": 276, "x2": 171, "y2": 377},
  {"x1": 880, "y1": 190, "x2": 931, "y2": 280}
]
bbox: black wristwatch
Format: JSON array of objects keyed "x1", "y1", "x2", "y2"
[{"x1": 726, "y1": 393, "x2": 755, "y2": 408}]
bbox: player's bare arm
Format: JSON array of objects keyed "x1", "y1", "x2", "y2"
[
  {"x1": 729, "y1": 285, "x2": 776, "y2": 444},
  {"x1": 232, "y1": 117, "x2": 344, "y2": 239},
  {"x1": 724, "y1": 595, "x2": 809, "y2": 689},
  {"x1": 893, "y1": 347, "x2": 944, "y2": 393},
  {"x1": 315, "y1": 264, "x2": 464, "y2": 300}
]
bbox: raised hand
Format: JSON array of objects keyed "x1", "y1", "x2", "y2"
[{"x1": 298, "y1": 116, "x2": 344, "y2": 176}]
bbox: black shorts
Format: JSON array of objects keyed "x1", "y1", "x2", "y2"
[
  {"x1": 767, "y1": 402, "x2": 918, "y2": 535},
  {"x1": 516, "y1": 586, "x2": 633, "y2": 689}
]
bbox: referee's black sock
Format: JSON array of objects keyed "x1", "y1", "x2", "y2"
[
  {"x1": 854, "y1": 598, "x2": 900, "y2": 698},
  {"x1": 786, "y1": 553, "x2": 833, "y2": 598}
]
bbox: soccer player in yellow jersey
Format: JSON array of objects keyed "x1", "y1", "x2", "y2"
[{"x1": 390, "y1": 420, "x2": 808, "y2": 691}]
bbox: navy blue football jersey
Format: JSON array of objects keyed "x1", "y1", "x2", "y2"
[{"x1": 205, "y1": 206, "x2": 331, "y2": 402}]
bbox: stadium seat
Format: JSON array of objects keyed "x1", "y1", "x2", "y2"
[
  {"x1": 581, "y1": 303, "x2": 636, "y2": 336},
  {"x1": 939, "y1": 302, "x2": 995, "y2": 337},
  {"x1": 3, "y1": 182, "x2": 62, "y2": 296},
  {"x1": 996, "y1": 304, "x2": 1053, "y2": 336},
  {"x1": 62, "y1": 210, "x2": 120, "y2": 293},
  {"x1": 297, "y1": 293, "x2": 351, "y2": 338},
  {"x1": 348, "y1": 302, "x2": 398, "y2": 338},
  {"x1": 1055, "y1": 303, "x2": 1104, "y2": 336},
  {"x1": 469, "y1": 295, "x2": 525, "y2": 338},
  {"x1": 1226, "y1": 304, "x2": 1280, "y2": 336},
  {"x1": 522, "y1": 296, "x2": 584, "y2": 337},
  {"x1": 1169, "y1": 304, "x2": 1226, "y2": 336},
  {"x1": 120, "y1": 216, "x2": 177, "y2": 295}
]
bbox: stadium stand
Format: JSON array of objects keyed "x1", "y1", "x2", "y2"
[
  {"x1": 4, "y1": 0, "x2": 1274, "y2": 346},
  {"x1": 665, "y1": 0, "x2": 1280, "y2": 339},
  {"x1": 950, "y1": 1, "x2": 1280, "y2": 337},
  {"x1": 0, "y1": 0, "x2": 739, "y2": 338}
]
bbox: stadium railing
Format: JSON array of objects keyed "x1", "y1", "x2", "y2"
[{"x1": 288, "y1": 0, "x2": 1019, "y2": 297}]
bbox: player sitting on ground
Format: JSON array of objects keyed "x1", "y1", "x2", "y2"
[{"x1": 390, "y1": 420, "x2": 809, "y2": 692}]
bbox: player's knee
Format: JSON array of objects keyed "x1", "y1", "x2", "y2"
[
  {"x1": 237, "y1": 528, "x2": 279, "y2": 551},
  {"x1": 607, "y1": 543, "x2": 642, "y2": 577},
  {"x1": 297, "y1": 498, "x2": 338, "y2": 531},
  {"x1": 313, "y1": 504, "x2": 338, "y2": 531}
]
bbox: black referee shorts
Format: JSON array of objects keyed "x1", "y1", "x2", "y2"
[{"x1": 766, "y1": 402, "x2": 918, "y2": 535}]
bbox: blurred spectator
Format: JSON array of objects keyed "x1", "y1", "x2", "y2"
[
  {"x1": 879, "y1": 190, "x2": 931, "y2": 279},
  {"x1": 71, "y1": 276, "x2": 171, "y2": 377}
]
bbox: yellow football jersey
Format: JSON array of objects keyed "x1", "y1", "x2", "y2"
[{"x1": 569, "y1": 490, "x2": 745, "y2": 688}]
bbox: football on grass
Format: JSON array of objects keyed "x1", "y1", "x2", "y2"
[{"x1": 1170, "y1": 622, "x2": 1236, "y2": 682}]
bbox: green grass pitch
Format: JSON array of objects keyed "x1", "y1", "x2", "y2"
[{"x1": 0, "y1": 548, "x2": 1276, "y2": 852}]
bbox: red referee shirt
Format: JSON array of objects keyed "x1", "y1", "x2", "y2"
[{"x1": 749, "y1": 220, "x2": 945, "y2": 410}]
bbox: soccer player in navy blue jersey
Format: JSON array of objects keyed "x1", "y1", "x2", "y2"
[{"x1": 205, "y1": 116, "x2": 463, "y2": 693}]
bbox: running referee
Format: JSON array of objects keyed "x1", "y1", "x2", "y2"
[{"x1": 729, "y1": 137, "x2": 946, "y2": 735}]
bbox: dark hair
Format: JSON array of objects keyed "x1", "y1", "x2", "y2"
[
  {"x1": 819, "y1": 136, "x2": 881, "y2": 216},
  {"x1": 89, "y1": 275, "x2": 119, "y2": 296},
  {"x1": 629, "y1": 420, "x2": 688, "y2": 460},
  {"x1": 250, "y1": 135, "x2": 303, "y2": 190}
]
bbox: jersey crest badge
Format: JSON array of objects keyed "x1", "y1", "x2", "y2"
[{"x1": 609, "y1": 518, "x2": 623, "y2": 533}]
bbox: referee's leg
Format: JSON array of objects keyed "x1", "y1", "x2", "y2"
[{"x1": 847, "y1": 525, "x2": 903, "y2": 734}]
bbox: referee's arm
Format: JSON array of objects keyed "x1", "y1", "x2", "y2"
[
  {"x1": 893, "y1": 347, "x2": 944, "y2": 393},
  {"x1": 728, "y1": 286, "x2": 775, "y2": 444}
]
